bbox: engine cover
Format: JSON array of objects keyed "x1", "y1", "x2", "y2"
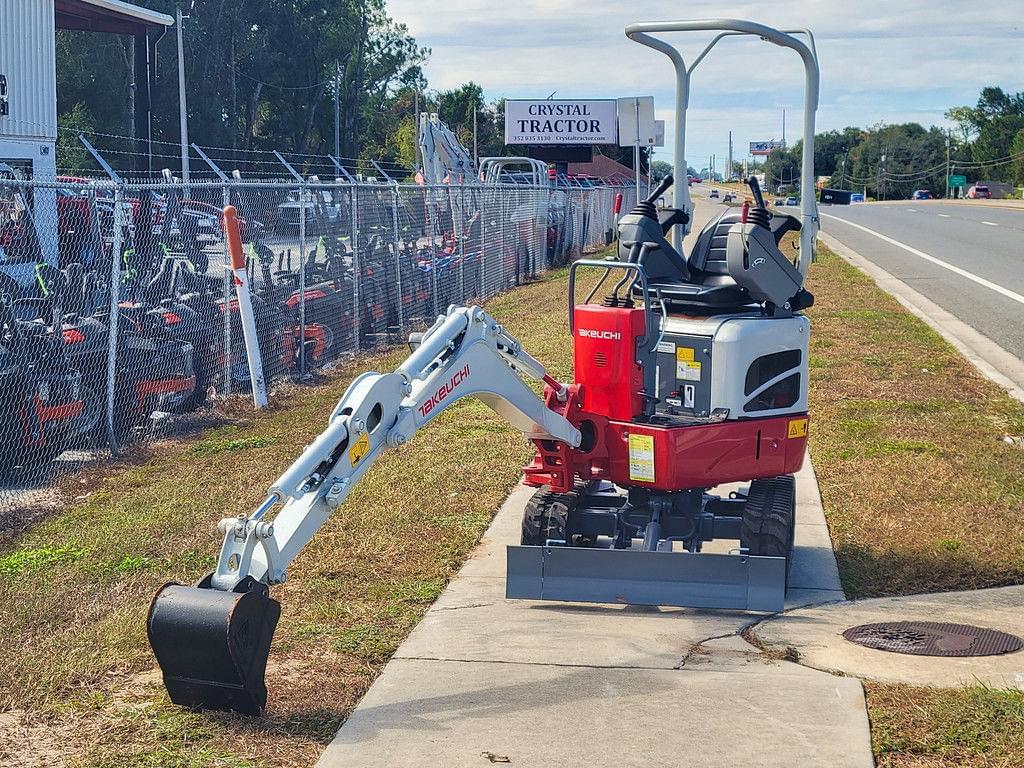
[{"x1": 573, "y1": 304, "x2": 647, "y2": 421}]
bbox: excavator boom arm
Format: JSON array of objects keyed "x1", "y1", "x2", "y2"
[{"x1": 211, "y1": 304, "x2": 581, "y2": 591}]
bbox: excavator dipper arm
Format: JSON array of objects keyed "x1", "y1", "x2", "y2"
[{"x1": 147, "y1": 305, "x2": 580, "y2": 714}]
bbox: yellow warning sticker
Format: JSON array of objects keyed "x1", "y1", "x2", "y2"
[
  {"x1": 348, "y1": 433, "x2": 371, "y2": 466},
  {"x1": 628, "y1": 433, "x2": 656, "y2": 483},
  {"x1": 675, "y1": 347, "x2": 701, "y2": 381},
  {"x1": 787, "y1": 418, "x2": 809, "y2": 439}
]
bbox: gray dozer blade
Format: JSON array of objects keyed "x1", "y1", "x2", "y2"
[
  {"x1": 147, "y1": 575, "x2": 281, "y2": 715},
  {"x1": 506, "y1": 546, "x2": 786, "y2": 612}
]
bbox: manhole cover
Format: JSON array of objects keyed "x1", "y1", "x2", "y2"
[{"x1": 843, "y1": 621, "x2": 1024, "y2": 657}]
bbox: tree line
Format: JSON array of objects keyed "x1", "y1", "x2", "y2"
[
  {"x1": 756, "y1": 86, "x2": 1024, "y2": 199},
  {"x1": 55, "y1": 1, "x2": 649, "y2": 181}
]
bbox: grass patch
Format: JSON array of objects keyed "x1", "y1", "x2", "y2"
[
  {"x1": 867, "y1": 682, "x2": 1024, "y2": 767},
  {"x1": 806, "y1": 247, "x2": 1024, "y2": 598},
  {"x1": 0, "y1": 256, "x2": 603, "y2": 766},
  {"x1": 190, "y1": 434, "x2": 276, "y2": 457},
  {"x1": 0, "y1": 545, "x2": 85, "y2": 575}
]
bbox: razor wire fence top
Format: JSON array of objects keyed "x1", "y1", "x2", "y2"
[{"x1": 0, "y1": 175, "x2": 635, "y2": 512}]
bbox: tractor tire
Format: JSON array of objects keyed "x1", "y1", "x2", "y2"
[
  {"x1": 521, "y1": 483, "x2": 587, "y2": 546},
  {"x1": 740, "y1": 475, "x2": 796, "y2": 573}
]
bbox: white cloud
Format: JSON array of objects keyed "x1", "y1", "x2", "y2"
[{"x1": 388, "y1": 0, "x2": 1024, "y2": 169}]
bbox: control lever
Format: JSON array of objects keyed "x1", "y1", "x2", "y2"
[
  {"x1": 645, "y1": 174, "x2": 674, "y2": 205},
  {"x1": 746, "y1": 176, "x2": 766, "y2": 209}
]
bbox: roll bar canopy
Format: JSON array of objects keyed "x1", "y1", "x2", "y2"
[{"x1": 624, "y1": 19, "x2": 820, "y2": 274}]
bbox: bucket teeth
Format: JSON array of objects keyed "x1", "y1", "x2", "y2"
[{"x1": 147, "y1": 575, "x2": 281, "y2": 715}]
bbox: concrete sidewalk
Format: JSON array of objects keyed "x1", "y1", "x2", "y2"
[
  {"x1": 756, "y1": 585, "x2": 1024, "y2": 690},
  {"x1": 317, "y1": 454, "x2": 874, "y2": 768}
]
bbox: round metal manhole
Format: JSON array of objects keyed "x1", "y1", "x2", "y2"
[{"x1": 843, "y1": 621, "x2": 1024, "y2": 657}]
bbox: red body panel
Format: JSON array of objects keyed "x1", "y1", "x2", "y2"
[
  {"x1": 603, "y1": 415, "x2": 807, "y2": 491},
  {"x1": 572, "y1": 305, "x2": 646, "y2": 421}
]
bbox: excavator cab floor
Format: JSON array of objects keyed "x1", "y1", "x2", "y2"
[{"x1": 147, "y1": 575, "x2": 281, "y2": 715}]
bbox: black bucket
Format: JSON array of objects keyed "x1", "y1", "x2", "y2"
[{"x1": 147, "y1": 575, "x2": 281, "y2": 715}]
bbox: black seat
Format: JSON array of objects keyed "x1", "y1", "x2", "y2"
[{"x1": 644, "y1": 211, "x2": 752, "y2": 311}]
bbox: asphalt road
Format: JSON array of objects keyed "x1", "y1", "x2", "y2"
[{"x1": 819, "y1": 200, "x2": 1024, "y2": 361}]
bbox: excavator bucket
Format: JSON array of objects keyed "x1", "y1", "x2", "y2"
[{"x1": 147, "y1": 576, "x2": 281, "y2": 715}]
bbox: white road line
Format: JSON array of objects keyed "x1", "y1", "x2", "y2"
[
  {"x1": 821, "y1": 213, "x2": 1024, "y2": 307},
  {"x1": 937, "y1": 213, "x2": 951, "y2": 218},
  {"x1": 982, "y1": 220, "x2": 999, "y2": 226},
  {"x1": 907, "y1": 208, "x2": 917, "y2": 212}
]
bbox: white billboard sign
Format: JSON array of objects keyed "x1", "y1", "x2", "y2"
[
  {"x1": 617, "y1": 96, "x2": 656, "y2": 147},
  {"x1": 504, "y1": 99, "x2": 618, "y2": 145}
]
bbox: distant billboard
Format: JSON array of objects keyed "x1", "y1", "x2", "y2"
[
  {"x1": 750, "y1": 140, "x2": 785, "y2": 156},
  {"x1": 505, "y1": 99, "x2": 618, "y2": 145}
]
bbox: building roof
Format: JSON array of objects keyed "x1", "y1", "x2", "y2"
[
  {"x1": 567, "y1": 153, "x2": 647, "y2": 183},
  {"x1": 55, "y1": 0, "x2": 174, "y2": 36}
]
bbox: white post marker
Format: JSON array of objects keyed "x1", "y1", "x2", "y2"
[{"x1": 224, "y1": 205, "x2": 268, "y2": 408}]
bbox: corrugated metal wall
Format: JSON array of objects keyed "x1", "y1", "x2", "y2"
[{"x1": 0, "y1": 0, "x2": 58, "y2": 141}]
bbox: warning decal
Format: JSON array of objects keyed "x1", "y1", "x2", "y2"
[
  {"x1": 787, "y1": 418, "x2": 809, "y2": 439},
  {"x1": 675, "y1": 347, "x2": 701, "y2": 382},
  {"x1": 349, "y1": 433, "x2": 371, "y2": 466},
  {"x1": 628, "y1": 433, "x2": 656, "y2": 483}
]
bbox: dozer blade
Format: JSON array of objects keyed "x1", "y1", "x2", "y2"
[
  {"x1": 147, "y1": 575, "x2": 281, "y2": 715},
  {"x1": 506, "y1": 545, "x2": 786, "y2": 612}
]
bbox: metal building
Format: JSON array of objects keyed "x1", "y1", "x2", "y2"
[
  {"x1": 0, "y1": 0, "x2": 173, "y2": 179},
  {"x1": 0, "y1": 0, "x2": 172, "y2": 269}
]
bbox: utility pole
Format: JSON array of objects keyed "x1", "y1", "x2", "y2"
[
  {"x1": 945, "y1": 130, "x2": 951, "y2": 199},
  {"x1": 414, "y1": 89, "x2": 420, "y2": 171},
  {"x1": 782, "y1": 108, "x2": 786, "y2": 148},
  {"x1": 176, "y1": 6, "x2": 190, "y2": 184},
  {"x1": 727, "y1": 130, "x2": 733, "y2": 181},
  {"x1": 334, "y1": 59, "x2": 341, "y2": 162},
  {"x1": 878, "y1": 152, "x2": 886, "y2": 201},
  {"x1": 472, "y1": 103, "x2": 478, "y2": 166}
]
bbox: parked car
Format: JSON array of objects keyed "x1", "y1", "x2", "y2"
[
  {"x1": 722, "y1": 192, "x2": 735, "y2": 203},
  {"x1": 966, "y1": 185, "x2": 991, "y2": 199},
  {"x1": 709, "y1": 189, "x2": 719, "y2": 199},
  {"x1": 911, "y1": 189, "x2": 932, "y2": 200},
  {"x1": 850, "y1": 193, "x2": 865, "y2": 203},
  {"x1": 785, "y1": 196, "x2": 798, "y2": 206}
]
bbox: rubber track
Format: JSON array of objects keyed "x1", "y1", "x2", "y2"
[
  {"x1": 520, "y1": 482, "x2": 586, "y2": 545},
  {"x1": 739, "y1": 475, "x2": 795, "y2": 558}
]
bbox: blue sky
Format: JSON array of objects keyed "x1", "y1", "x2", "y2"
[{"x1": 387, "y1": 0, "x2": 1024, "y2": 171}]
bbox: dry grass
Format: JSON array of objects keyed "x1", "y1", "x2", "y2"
[
  {"x1": 805, "y1": 247, "x2": 1024, "y2": 598},
  {"x1": 866, "y1": 682, "x2": 1024, "y2": 767},
  {"x1": 0, "y1": 265, "x2": 588, "y2": 767},
  {"x1": 4, "y1": 239, "x2": 1024, "y2": 765}
]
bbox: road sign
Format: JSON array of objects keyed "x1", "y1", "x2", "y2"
[
  {"x1": 948, "y1": 174, "x2": 966, "y2": 187},
  {"x1": 617, "y1": 96, "x2": 656, "y2": 147}
]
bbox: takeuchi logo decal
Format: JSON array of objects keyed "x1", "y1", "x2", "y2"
[
  {"x1": 578, "y1": 328, "x2": 621, "y2": 340},
  {"x1": 419, "y1": 364, "x2": 470, "y2": 417}
]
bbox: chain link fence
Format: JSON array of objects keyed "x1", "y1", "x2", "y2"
[{"x1": 0, "y1": 175, "x2": 635, "y2": 508}]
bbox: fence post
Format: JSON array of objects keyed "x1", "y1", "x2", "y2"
[
  {"x1": 350, "y1": 181, "x2": 360, "y2": 350},
  {"x1": 455, "y1": 184, "x2": 465, "y2": 301},
  {"x1": 390, "y1": 183, "x2": 404, "y2": 329},
  {"x1": 424, "y1": 187, "x2": 439, "y2": 317},
  {"x1": 298, "y1": 183, "x2": 307, "y2": 374},
  {"x1": 103, "y1": 184, "x2": 124, "y2": 455},
  {"x1": 221, "y1": 184, "x2": 233, "y2": 396}
]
